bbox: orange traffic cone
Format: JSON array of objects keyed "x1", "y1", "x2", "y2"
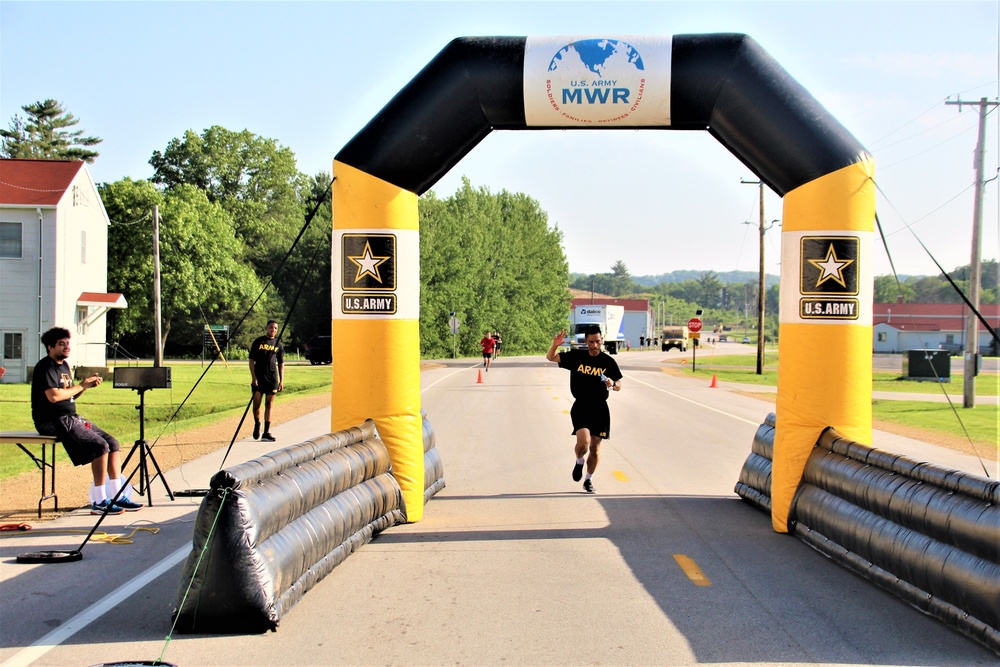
[
  {"x1": 710, "y1": 374, "x2": 718, "y2": 388},
  {"x1": 477, "y1": 369, "x2": 484, "y2": 384}
]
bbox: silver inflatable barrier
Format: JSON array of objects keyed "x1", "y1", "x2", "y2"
[
  {"x1": 792, "y1": 427, "x2": 999, "y2": 655},
  {"x1": 736, "y1": 417, "x2": 999, "y2": 655},
  {"x1": 734, "y1": 412, "x2": 775, "y2": 512},
  {"x1": 422, "y1": 409, "x2": 446, "y2": 502},
  {"x1": 172, "y1": 420, "x2": 405, "y2": 633}
]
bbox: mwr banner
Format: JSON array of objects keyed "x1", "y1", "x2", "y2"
[{"x1": 524, "y1": 36, "x2": 671, "y2": 127}]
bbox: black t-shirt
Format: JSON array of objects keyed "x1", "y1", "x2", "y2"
[
  {"x1": 250, "y1": 336, "x2": 284, "y2": 384},
  {"x1": 557, "y1": 348, "x2": 623, "y2": 402},
  {"x1": 31, "y1": 356, "x2": 77, "y2": 425}
]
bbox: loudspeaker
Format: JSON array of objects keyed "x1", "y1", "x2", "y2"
[{"x1": 113, "y1": 366, "x2": 172, "y2": 390}]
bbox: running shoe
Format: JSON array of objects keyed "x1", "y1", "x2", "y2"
[
  {"x1": 90, "y1": 499, "x2": 124, "y2": 516},
  {"x1": 253, "y1": 422, "x2": 261, "y2": 440},
  {"x1": 260, "y1": 432, "x2": 276, "y2": 442},
  {"x1": 572, "y1": 462, "x2": 584, "y2": 482},
  {"x1": 115, "y1": 496, "x2": 143, "y2": 512},
  {"x1": 583, "y1": 479, "x2": 595, "y2": 494}
]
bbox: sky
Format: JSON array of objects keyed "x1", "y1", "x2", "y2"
[{"x1": 2, "y1": 1, "x2": 998, "y2": 281}]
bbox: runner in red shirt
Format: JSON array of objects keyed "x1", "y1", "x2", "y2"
[{"x1": 480, "y1": 333, "x2": 496, "y2": 372}]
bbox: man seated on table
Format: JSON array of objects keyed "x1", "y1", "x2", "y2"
[{"x1": 31, "y1": 327, "x2": 141, "y2": 515}]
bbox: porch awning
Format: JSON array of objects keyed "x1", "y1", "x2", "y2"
[{"x1": 77, "y1": 292, "x2": 128, "y2": 309}]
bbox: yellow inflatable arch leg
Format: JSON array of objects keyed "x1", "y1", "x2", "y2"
[
  {"x1": 331, "y1": 161, "x2": 424, "y2": 522},
  {"x1": 773, "y1": 159, "x2": 875, "y2": 532}
]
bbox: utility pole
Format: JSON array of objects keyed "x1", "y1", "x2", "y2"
[
  {"x1": 741, "y1": 178, "x2": 772, "y2": 375},
  {"x1": 945, "y1": 97, "x2": 997, "y2": 408}
]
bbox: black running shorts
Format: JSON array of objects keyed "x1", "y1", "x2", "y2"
[
  {"x1": 570, "y1": 400, "x2": 611, "y2": 439},
  {"x1": 37, "y1": 415, "x2": 121, "y2": 467},
  {"x1": 252, "y1": 381, "x2": 278, "y2": 395}
]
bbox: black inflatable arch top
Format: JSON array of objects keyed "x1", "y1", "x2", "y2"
[{"x1": 335, "y1": 34, "x2": 869, "y2": 197}]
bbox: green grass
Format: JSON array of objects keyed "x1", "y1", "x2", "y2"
[
  {"x1": 871, "y1": 400, "x2": 999, "y2": 452},
  {"x1": 0, "y1": 361, "x2": 332, "y2": 479},
  {"x1": 677, "y1": 354, "x2": 1000, "y2": 397},
  {"x1": 668, "y1": 364, "x2": 998, "y2": 446}
]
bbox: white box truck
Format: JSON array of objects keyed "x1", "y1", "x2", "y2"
[{"x1": 570, "y1": 305, "x2": 626, "y2": 354}]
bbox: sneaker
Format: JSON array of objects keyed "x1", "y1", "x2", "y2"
[
  {"x1": 572, "y1": 461, "x2": 584, "y2": 482},
  {"x1": 583, "y1": 479, "x2": 595, "y2": 494},
  {"x1": 115, "y1": 496, "x2": 143, "y2": 512},
  {"x1": 90, "y1": 499, "x2": 124, "y2": 516},
  {"x1": 260, "y1": 432, "x2": 276, "y2": 442},
  {"x1": 253, "y1": 422, "x2": 261, "y2": 440}
]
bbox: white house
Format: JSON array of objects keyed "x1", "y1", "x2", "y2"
[
  {"x1": 0, "y1": 159, "x2": 126, "y2": 382},
  {"x1": 873, "y1": 302, "x2": 999, "y2": 355}
]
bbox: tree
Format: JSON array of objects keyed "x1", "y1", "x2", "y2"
[
  {"x1": 697, "y1": 271, "x2": 725, "y2": 309},
  {"x1": 874, "y1": 274, "x2": 915, "y2": 304},
  {"x1": 101, "y1": 179, "x2": 264, "y2": 358},
  {"x1": 609, "y1": 260, "x2": 635, "y2": 296},
  {"x1": 419, "y1": 179, "x2": 569, "y2": 358},
  {"x1": 281, "y1": 172, "x2": 334, "y2": 341},
  {"x1": 873, "y1": 260, "x2": 998, "y2": 305},
  {"x1": 0, "y1": 99, "x2": 101, "y2": 162},
  {"x1": 149, "y1": 126, "x2": 305, "y2": 275}
]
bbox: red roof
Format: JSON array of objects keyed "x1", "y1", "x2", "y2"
[
  {"x1": 571, "y1": 297, "x2": 650, "y2": 312},
  {"x1": 874, "y1": 302, "x2": 1000, "y2": 332},
  {"x1": 0, "y1": 159, "x2": 85, "y2": 206}
]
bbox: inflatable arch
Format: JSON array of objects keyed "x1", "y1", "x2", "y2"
[{"x1": 332, "y1": 34, "x2": 875, "y2": 529}]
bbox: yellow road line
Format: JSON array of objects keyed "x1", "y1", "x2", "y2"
[
  {"x1": 674, "y1": 554, "x2": 712, "y2": 586},
  {"x1": 612, "y1": 470, "x2": 629, "y2": 482}
]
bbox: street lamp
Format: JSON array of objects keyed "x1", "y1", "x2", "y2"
[{"x1": 740, "y1": 177, "x2": 778, "y2": 375}]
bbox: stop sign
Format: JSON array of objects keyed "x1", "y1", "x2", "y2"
[{"x1": 687, "y1": 317, "x2": 703, "y2": 333}]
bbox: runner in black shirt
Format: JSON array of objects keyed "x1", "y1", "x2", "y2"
[
  {"x1": 249, "y1": 320, "x2": 285, "y2": 442},
  {"x1": 545, "y1": 325, "x2": 623, "y2": 493}
]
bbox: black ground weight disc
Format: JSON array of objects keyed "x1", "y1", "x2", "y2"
[
  {"x1": 16, "y1": 549, "x2": 83, "y2": 564},
  {"x1": 90, "y1": 662, "x2": 177, "y2": 666}
]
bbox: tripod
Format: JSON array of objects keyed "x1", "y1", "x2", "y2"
[{"x1": 120, "y1": 387, "x2": 174, "y2": 506}]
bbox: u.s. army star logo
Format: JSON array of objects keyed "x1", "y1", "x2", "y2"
[
  {"x1": 342, "y1": 234, "x2": 395, "y2": 291},
  {"x1": 799, "y1": 236, "x2": 860, "y2": 320},
  {"x1": 800, "y1": 237, "x2": 859, "y2": 295}
]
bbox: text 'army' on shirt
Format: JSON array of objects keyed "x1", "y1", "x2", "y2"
[{"x1": 575, "y1": 363, "x2": 608, "y2": 377}]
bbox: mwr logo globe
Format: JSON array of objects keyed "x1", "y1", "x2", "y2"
[{"x1": 545, "y1": 38, "x2": 647, "y2": 124}]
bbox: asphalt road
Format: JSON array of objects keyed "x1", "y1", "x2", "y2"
[{"x1": 1, "y1": 351, "x2": 996, "y2": 666}]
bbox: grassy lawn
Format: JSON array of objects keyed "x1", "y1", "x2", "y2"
[
  {"x1": 667, "y1": 361, "x2": 999, "y2": 447},
  {"x1": 871, "y1": 400, "x2": 999, "y2": 452},
  {"x1": 680, "y1": 354, "x2": 999, "y2": 396},
  {"x1": 0, "y1": 361, "x2": 332, "y2": 479}
]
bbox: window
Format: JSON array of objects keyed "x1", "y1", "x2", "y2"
[
  {"x1": 945, "y1": 334, "x2": 955, "y2": 344},
  {"x1": 0, "y1": 222, "x2": 22, "y2": 258},
  {"x1": 3, "y1": 333, "x2": 22, "y2": 360},
  {"x1": 876, "y1": 332, "x2": 887, "y2": 342}
]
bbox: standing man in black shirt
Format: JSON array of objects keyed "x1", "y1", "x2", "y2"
[
  {"x1": 31, "y1": 327, "x2": 142, "y2": 514},
  {"x1": 249, "y1": 320, "x2": 284, "y2": 442},
  {"x1": 545, "y1": 325, "x2": 623, "y2": 493}
]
